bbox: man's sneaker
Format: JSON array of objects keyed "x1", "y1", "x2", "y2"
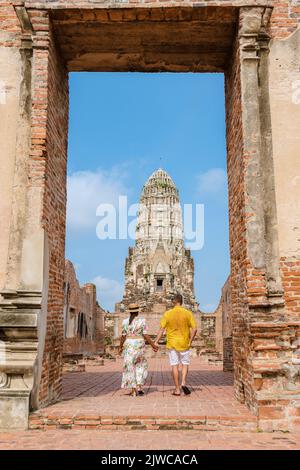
[{"x1": 181, "y1": 385, "x2": 191, "y2": 395}]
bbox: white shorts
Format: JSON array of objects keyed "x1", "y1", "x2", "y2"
[{"x1": 168, "y1": 349, "x2": 191, "y2": 366}]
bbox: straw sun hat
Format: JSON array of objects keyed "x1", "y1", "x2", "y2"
[{"x1": 128, "y1": 303, "x2": 139, "y2": 313}]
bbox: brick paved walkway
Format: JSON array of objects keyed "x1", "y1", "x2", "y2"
[
  {"x1": 30, "y1": 357, "x2": 257, "y2": 431},
  {"x1": 2, "y1": 357, "x2": 300, "y2": 450},
  {"x1": 1, "y1": 429, "x2": 300, "y2": 450}
]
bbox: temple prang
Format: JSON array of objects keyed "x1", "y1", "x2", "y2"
[{"x1": 116, "y1": 169, "x2": 198, "y2": 322}]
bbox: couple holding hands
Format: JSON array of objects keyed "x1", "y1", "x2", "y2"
[{"x1": 119, "y1": 293, "x2": 197, "y2": 397}]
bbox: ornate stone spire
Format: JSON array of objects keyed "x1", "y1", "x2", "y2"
[
  {"x1": 141, "y1": 168, "x2": 179, "y2": 200},
  {"x1": 136, "y1": 168, "x2": 183, "y2": 245},
  {"x1": 116, "y1": 168, "x2": 198, "y2": 318}
]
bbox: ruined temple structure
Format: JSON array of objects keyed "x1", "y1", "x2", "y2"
[
  {"x1": 116, "y1": 169, "x2": 198, "y2": 331},
  {"x1": 63, "y1": 260, "x2": 105, "y2": 357},
  {"x1": 0, "y1": 1, "x2": 299, "y2": 432},
  {"x1": 221, "y1": 276, "x2": 234, "y2": 372}
]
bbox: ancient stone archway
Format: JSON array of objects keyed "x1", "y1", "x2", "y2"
[{"x1": 0, "y1": 1, "x2": 299, "y2": 431}]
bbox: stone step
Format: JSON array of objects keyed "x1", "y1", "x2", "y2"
[{"x1": 29, "y1": 412, "x2": 258, "y2": 432}]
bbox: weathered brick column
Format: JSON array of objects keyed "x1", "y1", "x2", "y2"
[
  {"x1": 0, "y1": 3, "x2": 68, "y2": 428},
  {"x1": 0, "y1": 4, "x2": 44, "y2": 429},
  {"x1": 230, "y1": 6, "x2": 300, "y2": 431}
]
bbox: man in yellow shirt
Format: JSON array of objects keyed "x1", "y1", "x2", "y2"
[{"x1": 155, "y1": 293, "x2": 197, "y2": 396}]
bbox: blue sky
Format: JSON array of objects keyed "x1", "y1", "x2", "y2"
[{"x1": 66, "y1": 72, "x2": 229, "y2": 312}]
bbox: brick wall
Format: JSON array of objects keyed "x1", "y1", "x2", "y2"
[
  {"x1": 0, "y1": 2, "x2": 21, "y2": 38},
  {"x1": 281, "y1": 259, "x2": 300, "y2": 320},
  {"x1": 113, "y1": 309, "x2": 165, "y2": 339},
  {"x1": 214, "y1": 301, "x2": 223, "y2": 355},
  {"x1": 222, "y1": 277, "x2": 232, "y2": 339},
  {"x1": 113, "y1": 308, "x2": 218, "y2": 352},
  {"x1": 270, "y1": 0, "x2": 300, "y2": 37},
  {"x1": 31, "y1": 16, "x2": 69, "y2": 407},
  {"x1": 221, "y1": 277, "x2": 233, "y2": 371},
  {"x1": 108, "y1": 309, "x2": 219, "y2": 357},
  {"x1": 64, "y1": 260, "x2": 105, "y2": 356},
  {"x1": 198, "y1": 313, "x2": 216, "y2": 351},
  {"x1": 223, "y1": 337, "x2": 234, "y2": 372},
  {"x1": 223, "y1": 2, "x2": 300, "y2": 426},
  {"x1": 225, "y1": 32, "x2": 249, "y2": 404}
]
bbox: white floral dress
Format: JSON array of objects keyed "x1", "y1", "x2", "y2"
[{"x1": 121, "y1": 317, "x2": 148, "y2": 389}]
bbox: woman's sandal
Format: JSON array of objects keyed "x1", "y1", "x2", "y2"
[{"x1": 172, "y1": 391, "x2": 181, "y2": 396}]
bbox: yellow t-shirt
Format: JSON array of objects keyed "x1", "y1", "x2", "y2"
[{"x1": 160, "y1": 306, "x2": 197, "y2": 351}]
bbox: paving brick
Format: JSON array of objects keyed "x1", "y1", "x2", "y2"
[
  {"x1": 29, "y1": 357, "x2": 259, "y2": 432},
  {"x1": 1, "y1": 429, "x2": 300, "y2": 450}
]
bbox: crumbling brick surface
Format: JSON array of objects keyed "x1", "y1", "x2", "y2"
[{"x1": 63, "y1": 260, "x2": 105, "y2": 356}]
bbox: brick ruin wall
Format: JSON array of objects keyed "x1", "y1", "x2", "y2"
[
  {"x1": 225, "y1": 4, "x2": 300, "y2": 425},
  {"x1": 0, "y1": 6, "x2": 70, "y2": 407},
  {"x1": 108, "y1": 308, "x2": 220, "y2": 358},
  {"x1": 38, "y1": 16, "x2": 69, "y2": 407},
  {"x1": 197, "y1": 313, "x2": 216, "y2": 352},
  {"x1": 64, "y1": 260, "x2": 105, "y2": 357},
  {"x1": 221, "y1": 277, "x2": 233, "y2": 371},
  {"x1": 225, "y1": 25, "x2": 249, "y2": 404}
]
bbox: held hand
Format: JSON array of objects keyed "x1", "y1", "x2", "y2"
[{"x1": 152, "y1": 343, "x2": 159, "y2": 352}]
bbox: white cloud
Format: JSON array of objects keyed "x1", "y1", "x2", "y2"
[
  {"x1": 197, "y1": 168, "x2": 227, "y2": 195},
  {"x1": 92, "y1": 275, "x2": 123, "y2": 312},
  {"x1": 67, "y1": 166, "x2": 129, "y2": 231}
]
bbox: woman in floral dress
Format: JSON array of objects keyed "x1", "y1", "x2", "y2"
[{"x1": 119, "y1": 303, "x2": 158, "y2": 396}]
